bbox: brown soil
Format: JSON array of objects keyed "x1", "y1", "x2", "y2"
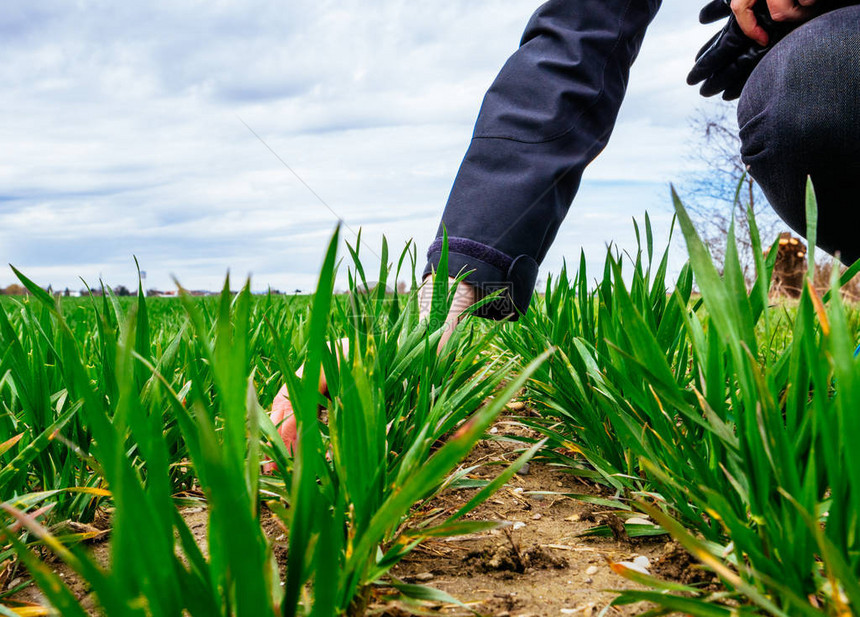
[
  {"x1": 4, "y1": 416, "x2": 703, "y2": 617},
  {"x1": 375, "y1": 419, "x2": 674, "y2": 616},
  {"x1": 651, "y1": 542, "x2": 719, "y2": 589},
  {"x1": 4, "y1": 507, "x2": 211, "y2": 613}
]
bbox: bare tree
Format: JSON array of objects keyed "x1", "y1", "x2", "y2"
[{"x1": 684, "y1": 102, "x2": 780, "y2": 284}]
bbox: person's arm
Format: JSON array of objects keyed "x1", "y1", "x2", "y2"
[{"x1": 425, "y1": 0, "x2": 661, "y2": 320}]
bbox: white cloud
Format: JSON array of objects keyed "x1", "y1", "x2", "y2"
[{"x1": 1, "y1": 0, "x2": 725, "y2": 292}]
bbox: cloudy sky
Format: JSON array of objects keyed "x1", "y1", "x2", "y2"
[{"x1": 1, "y1": 0, "x2": 723, "y2": 293}]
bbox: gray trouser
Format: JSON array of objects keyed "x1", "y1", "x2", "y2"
[{"x1": 739, "y1": 5, "x2": 860, "y2": 265}]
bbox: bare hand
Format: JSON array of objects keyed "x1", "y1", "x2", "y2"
[
  {"x1": 262, "y1": 277, "x2": 474, "y2": 475},
  {"x1": 262, "y1": 340, "x2": 345, "y2": 474},
  {"x1": 731, "y1": 0, "x2": 817, "y2": 46},
  {"x1": 261, "y1": 383, "x2": 299, "y2": 474}
]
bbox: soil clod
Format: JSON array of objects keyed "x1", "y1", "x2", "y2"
[{"x1": 651, "y1": 541, "x2": 719, "y2": 588}]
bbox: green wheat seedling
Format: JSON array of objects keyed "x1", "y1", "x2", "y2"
[
  {"x1": 1, "y1": 228, "x2": 545, "y2": 616},
  {"x1": 265, "y1": 227, "x2": 547, "y2": 616},
  {"x1": 610, "y1": 184, "x2": 860, "y2": 616},
  {"x1": 503, "y1": 181, "x2": 859, "y2": 615}
]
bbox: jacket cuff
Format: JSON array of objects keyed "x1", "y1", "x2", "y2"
[{"x1": 423, "y1": 237, "x2": 539, "y2": 321}]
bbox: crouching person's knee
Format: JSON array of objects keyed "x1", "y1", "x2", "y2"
[{"x1": 737, "y1": 8, "x2": 860, "y2": 260}]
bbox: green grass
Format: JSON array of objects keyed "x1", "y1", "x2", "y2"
[
  {"x1": 3, "y1": 183, "x2": 860, "y2": 616},
  {"x1": 0, "y1": 231, "x2": 544, "y2": 616},
  {"x1": 503, "y1": 184, "x2": 860, "y2": 616}
]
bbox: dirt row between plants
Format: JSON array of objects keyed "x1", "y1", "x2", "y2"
[
  {"x1": 379, "y1": 419, "x2": 704, "y2": 617},
  {"x1": 5, "y1": 417, "x2": 704, "y2": 616}
]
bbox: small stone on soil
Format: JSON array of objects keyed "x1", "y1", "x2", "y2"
[
  {"x1": 632, "y1": 555, "x2": 650, "y2": 569},
  {"x1": 531, "y1": 513, "x2": 542, "y2": 520},
  {"x1": 617, "y1": 559, "x2": 649, "y2": 575},
  {"x1": 564, "y1": 602, "x2": 596, "y2": 616},
  {"x1": 414, "y1": 572, "x2": 434, "y2": 582},
  {"x1": 585, "y1": 565, "x2": 599, "y2": 576}
]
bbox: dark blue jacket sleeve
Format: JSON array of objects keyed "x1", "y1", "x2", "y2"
[{"x1": 425, "y1": 0, "x2": 662, "y2": 319}]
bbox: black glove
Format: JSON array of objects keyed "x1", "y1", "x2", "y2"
[
  {"x1": 687, "y1": 0, "x2": 794, "y2": 101},
  {"x1": 698, "y1": 0, "x2": 732, "y2": 24}
]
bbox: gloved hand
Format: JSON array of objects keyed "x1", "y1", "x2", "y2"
[{"x1": 687, "y1": 0, "x2": 795, "y2": 101}]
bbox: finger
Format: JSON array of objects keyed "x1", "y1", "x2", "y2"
[
  {"x1": 270, "y1": 390, "x2": 296, "y2": 437},
  {"x1": 722, "y1": 81, "x2": 746, "y2": 101},
  {"x1": 270, "y1": 384, "x2": 290, "y2": 421},
  {"x1": 700, "y1": 65, "x2": 740, "y2": 97},
  {"x1": 269, "y1": 408, "x2": 285, "y2": 428},
  {"x1": 700, "y1": 0, "x2": 732, "y2": 23},
  {"x1": 277, "y1": 413, "x2": 298, "y2": 454},
  {"x1": 693, "y1": 30, "x2": 722, "y2": 63},
  {"x1": 707, "y1": 46, "x2": 765, "y2": 99},
  {"x1": 795, "y1": 0, "x2": 817, "y2": 5},
  {"x1": 688, "y1": 32, "x2": 726, "y2": 85},
  {"x1": 731, "y1": 0, "x2": 770, "y2": 45},
  {"x1": 766, "y1": 0, "x2": 813, "y2": 21},
  {"x1": 704, "y1": 60, "x2": 748, "y2": 98},
  {"x1": 688, "y1": 20, "x2": 748, "y2": 85}
]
